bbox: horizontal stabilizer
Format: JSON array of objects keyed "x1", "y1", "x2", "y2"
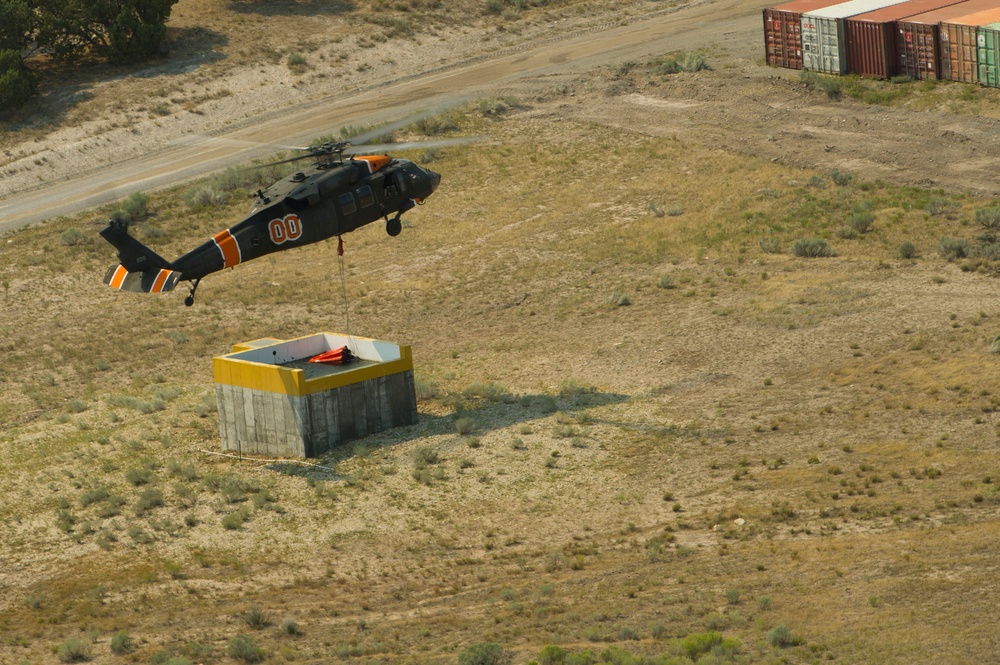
[{"x1": 103, "y1": 265, "x2": 181, "y2": 294}]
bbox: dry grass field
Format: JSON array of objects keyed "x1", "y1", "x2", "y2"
[{"x1": 5, "y1": 2, "x2": 1000, "y2": 665}]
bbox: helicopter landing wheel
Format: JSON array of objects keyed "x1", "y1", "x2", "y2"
[
  {"x1": 386, "y1": 217, "x2": 402, "y2": 237},
  {"x1": 184, "y1": 278, "x2": 201, "y2": 307}
]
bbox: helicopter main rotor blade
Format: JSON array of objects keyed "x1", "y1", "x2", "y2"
[{"x1": 350, "y1": 136, "x2": 483, "y2": 154}]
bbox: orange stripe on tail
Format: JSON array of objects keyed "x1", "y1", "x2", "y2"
[
  {"x1": 110, "y1": 265, "x2": 128, "y2": 289},
  {"x1": 212, "y1": 229, "x2": 241, "y2": 269},
  {"x1": 151, "y1": 269, "x2": 172, "y2": 293}
]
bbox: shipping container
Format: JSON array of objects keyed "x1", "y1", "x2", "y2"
[
  {"x1": 895, "y1": 0, "x2": 998, "y2": 79},
  {"x1": 764, "y1": 0, "x2": 843, "y2": 68},
  {"x1": 845, "y1": 0, "x2": 969, "y2": 78},
  {"x1": 802, "y1": 0, "x2": 914, "y2": 73},
  {"x1": 940, "y1": 7, "x2": 1000, "y2": 82},
  {"x1": 978, "y1": 22, "x2": 1000, "y2": 86},
  {"x1": 764, "y1": 0, "x2": 844, "y2": 68}
]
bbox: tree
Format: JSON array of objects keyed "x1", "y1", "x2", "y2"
[
  {"x1": 38, "y1": 0, "x2": 178, "y2": 63},
  {"x1": 0, "y1": 49, "x2": 37, "y2": 115},
  {"x1": 0, "y1": 0, "x2": 38, "y2": 53}
]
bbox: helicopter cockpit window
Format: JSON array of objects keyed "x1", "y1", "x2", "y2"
[
  {"x1": 393, "y1": 171, "x2": 407, "y2": 194},
  {"x1": 338, "y1": 192, "x2": 357, "y2": 215},
  {"x1": 357, "y1": 185, "x2": 374, "y2": 208}
]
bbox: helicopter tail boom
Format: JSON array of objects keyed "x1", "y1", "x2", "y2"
[
  {"x1": 99, "y1": 220, "x2": 181, "y2": 294},
  {"x1": 103, "y1": 264, "x2": 182, "y2": 293}
]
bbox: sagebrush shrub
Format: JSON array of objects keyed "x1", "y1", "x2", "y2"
[
  {"x1": 228, "y1": 634, "x2": 265, "y2": 663},
  {"x1": 459, "y1": 642, "x2": 513, "y2": 665},
  {"x1": 938, "y1": 237, "x2": 969, "y2": 261},
  {"x1": 791, "y1": 238, "x2": 835, "y2": 258}
]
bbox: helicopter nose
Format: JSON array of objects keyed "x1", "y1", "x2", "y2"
[{"x1": 426, "y1": 168, "x2": 441, "y2": 193}]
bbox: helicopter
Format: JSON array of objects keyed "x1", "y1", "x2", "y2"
[{"x1": 100, "y1": 121, "x2": 460, "y2": 306}]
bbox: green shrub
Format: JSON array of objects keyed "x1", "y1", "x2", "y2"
[
  {"x1": 653, "y1": 51, "x2": 709, "y2": 74},
  {"x1": 125, "y1": 467, "x2": 153, "y2": 486},
  {"x1": 57, "y1": 637, "x2": 90, "y2": 662},
  {"x1": 59, "y1": 228, "x2": 86, "y2": 246},
  {"x1": 281, "y1": 618, "x2": 303, "y2": 636},
  {"x1": 413, "y1": 446, "x2": 440, "y2": 466},
  {"x1": 898, "y1": 240, "x2": 917, "y2": 259},
  {"x1": 133, "y1": 488, "x2": 164, "y2": 516},
  {"x1": 758, "y1": 237, "x2": 781, "y2": 254},
  {"x1": 927, "y1": 197, "x2": 959, "y2": 217},
  {"x1": 848, "y1": 211, "x2": 875, "y2": 234},
  {"x1": 243, "y1": 605, "x2": 272, "y2": 629},
  {"x1": 0, "y1": 49, "x2": 37, "y2": 115},
  {"x1": 617, "y1": 625, "x2": 640, "y2": 640},
  {"x1": 975, "y1": 243, "x2": 1000, "y2": 261},
  {"x1": 116, "y1": 192, "x2": 149, "y2": 222},
  {"x1": 537, "y1": 644, "x2": 568, "y2": 665},
  {"x1": 565, "y1": 651, "x2": 596, "y2": 665},
  {"x1": 228, "y1": 634, "x2": 265, "y2": 663},
  {"x1": 415, "y1": 378, "x2": 440, "y2": 400},
  {"x1": 681, "y1": 631, "x2": 723, "y2": 660},
  {"x1": 975, "y1": 206, "x2": 1000, "y2": 231},
  {"x1": 287, "y1": 52, "x2": 307, "y2": 71},
  {"x1": 799, "y1": 70, "x2": 843, "y2": 99},
  {"x1": 110, "y1": 630, "x2": 135, "y2": 655},
  {"x1": 222, "y1": 507, "x2": 250, "y2": 530},
  {"x1": 767, "y1": 624, "x2": 794, "y2": 647},
  {"x1": 610, "y1": 292, "x2": 631, "y2": 307},
  {"x1": 938, "y1": 237, "x2": 969, "y2": 261},
  {"x1": 830, "y1": 169, "x2": 853, "y2": 186},
  {"x1": 657, "y1": 275, "x2": 675, "y2": 289},
  {"x1": 790, "y1": 238, "x2": 836, "y2": 258},
  {"x1": 459, "y1": 642, "x2": 514, "y2": 665}
]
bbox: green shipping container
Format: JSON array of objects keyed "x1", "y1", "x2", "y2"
[{"x1": 977, "y1": 22, "x2": 1000, "y2": 87}]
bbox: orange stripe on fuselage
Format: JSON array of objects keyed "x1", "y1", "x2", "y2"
[
  {"x1": 212, "y1": 229, "x2": 241, "y2": 269},
  {"x1": 355, "y1": 155, "x2": 391, "y2": 173},
  {"x1": 151, "y1": 269, "x2": 171, "y2": 293},
  {"x1": 110, "y1": 265, "x2": 128, "y2": 289}
]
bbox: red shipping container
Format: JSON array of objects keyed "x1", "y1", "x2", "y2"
[
  {"x1": 897, "y1": 0, "x2": 1000, "y2": 78},
  {"x1": 845, "y1": 0, "x2": 971, "y2": 78},
  {"x1": 941, "y1": 6, "x2": 1000, "y2": 81},
  {"x1": 764, "y1": 0, "x2": 844, "y2": 69}
]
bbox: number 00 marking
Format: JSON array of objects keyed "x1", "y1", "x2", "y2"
[{"x1": 268, "y1": 214, "x2": 302, "y2": 245}]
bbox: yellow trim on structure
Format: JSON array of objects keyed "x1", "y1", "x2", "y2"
[{"x1": 215, "y1": 335, "x2": 411, "y2": 397}]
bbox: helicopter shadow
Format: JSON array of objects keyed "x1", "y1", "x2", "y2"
[
  {"x1": 228, "y1": 0, "x2": 357, "y2": 16},
  {"x1": 264, "y1": 389, "x2": 630, "y2": 480}
]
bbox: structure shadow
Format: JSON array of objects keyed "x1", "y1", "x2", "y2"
[
  {"x1": 309, "y1": 390, "x2": 628, "y2": 470},
  {"x1": 260, "y1": 391, "x2": 629, "y2": 480}
]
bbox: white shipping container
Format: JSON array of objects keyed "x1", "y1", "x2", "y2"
[{"x1": 801, "y1": 0, "x2": 913, "y2": 72}]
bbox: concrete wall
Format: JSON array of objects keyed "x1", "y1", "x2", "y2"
[{"x1": 216, "y1": 369, "x2": 417, "y2": 458}]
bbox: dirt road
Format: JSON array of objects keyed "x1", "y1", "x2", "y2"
[
  {"x1": 0, "y1": 0, "x2": 763, "y2": 233},
  {"x1": 4, "y1": 0, "x2": 1000, "y2": 235}
]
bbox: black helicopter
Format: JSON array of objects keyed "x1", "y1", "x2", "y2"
[{"x1": 100, "y1": 124, "x2": 455, "y2": 306}]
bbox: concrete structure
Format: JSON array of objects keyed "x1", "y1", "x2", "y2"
[{"x1": 213, "y1": 333, "x2": 418, "y2": 458}]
